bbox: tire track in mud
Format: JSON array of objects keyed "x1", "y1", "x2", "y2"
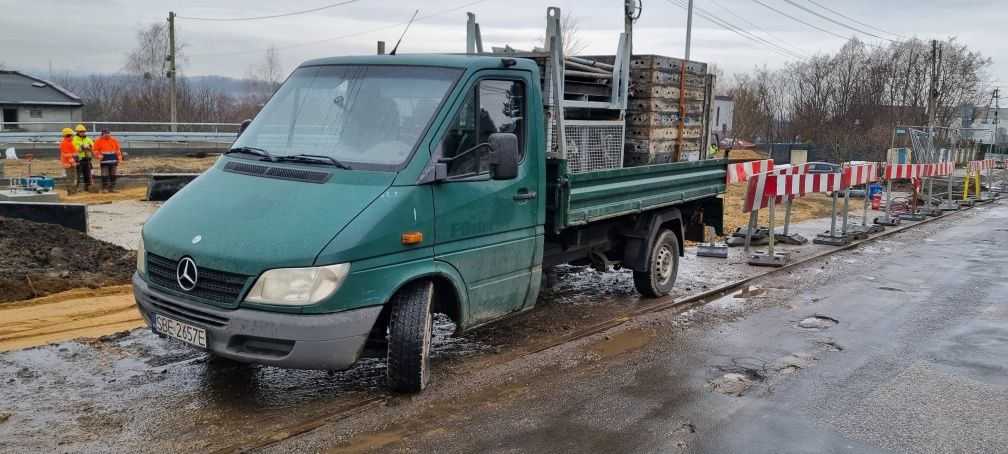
[{"x1": 0, "y1": 288, "x2": 142, "y2": 352}]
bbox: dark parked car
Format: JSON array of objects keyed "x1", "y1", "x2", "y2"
[{"x1": 807, "y1": 161, "x2": 841, "y2": 173}]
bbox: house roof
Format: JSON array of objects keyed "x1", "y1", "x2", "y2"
[{"x1": 0, "y1": 70, "x2": 83, "y2": 106}]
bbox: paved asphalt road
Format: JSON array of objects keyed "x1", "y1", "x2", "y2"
[{"x1": 272, "y1": 202, "x2": 1008, "y2": 453}]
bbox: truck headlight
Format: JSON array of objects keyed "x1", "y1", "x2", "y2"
[
  {"x1": 137, "y1": 236, "x2": 146, "y2": 275},
  {"x1": 244, "y1": 263, "x2": 350, "y2": 306}
]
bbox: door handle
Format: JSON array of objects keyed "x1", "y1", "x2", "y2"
[{"x1": 513, "y1": 191, "x2": 537, "y2": 201}]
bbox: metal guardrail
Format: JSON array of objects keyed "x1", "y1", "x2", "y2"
[
  {"x1": 0, "y1": 131, "x2": 237, "y2": 146},
  {"x1": 0, "y1": 121, "x2": 240, "y2": 133}
]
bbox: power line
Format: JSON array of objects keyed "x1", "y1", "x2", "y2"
[
  {"x1": 805, "y1": 0, "x2": 905, "y2": 39},
  {"x1": 783, "y1": 0, "x2": 896, "y2": 42},
  {"x1": 664, "y1": 0, "x2": 807, "y2": 61},
  {"x1": 705, "y1": 0, "x2": 811, "y2": 58},
  {"x1": 177, "y1": 0, "x2": 361, "y2": 21},
  {"x1": 750, "y1": 0, "x2": 884, "y2": 49},
  {"x1": 187, "y1": 0, "x2": 489, "y2": 58}
]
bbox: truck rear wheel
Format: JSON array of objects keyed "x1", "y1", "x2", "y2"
[
  {"x1": 633, "y1": 228, "x2": 679, "y2": 297},
  {"x1": 387, "y1": 280, "x2": 434, "y2": 393}
]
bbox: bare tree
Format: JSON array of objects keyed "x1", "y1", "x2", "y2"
[
  {"x1": 244, "y1": 46, "x2": 284, "y2": 103},
  {"x1": 125, "y1": 22, "x2": 186, "y2": 79},
  {"x1": 537, "y1": 13, "x2": 587, "y2": 56}
]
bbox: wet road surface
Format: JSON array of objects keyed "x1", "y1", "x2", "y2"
[
  {"x1": 0, "y1": 201, "x2": 1004, "y2": 452},
  {"x1": 264, "y1": 202, "x2": 1008, "y2": 453}
]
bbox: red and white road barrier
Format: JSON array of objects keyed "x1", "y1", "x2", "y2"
[
  {"x1": 925, "y1": 161, "x2": 955, "y2": 177},
  {"x1": 884, "y1": 163, "x2": 928, "y2": 180},
  {"x1": 741, "y1": 164, "x2": 810, "y2": 213},
  {"x1": 727, "y1": 159, "x2": 774, "y2": 184},
  {"x1": 842, "y1": 163, "x2": 880, "y2": 189},
  {"x1": 968, "y1": 159, "x2": 996, "y2": 173}
]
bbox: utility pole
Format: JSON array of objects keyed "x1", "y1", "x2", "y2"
[
  {"x1": 995, "y1": 88, "x2": 1001, "y2": 149},
  {"x1": 684, "y1": 0, "x2": 694, "y2": 60},
  {"x1": 168, "y1": 11, "x2": 178, "y2": 133},
  {"x1": 927, "y1": 39, "x2": 939, "y2": 129},
  {"x1": 625, "y1": 0, "x2": 636, "y2": 54}
]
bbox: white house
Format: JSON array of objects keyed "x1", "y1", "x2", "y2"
[{"x1": 0, "y1": 70, "x2": 84, "y2": 132}]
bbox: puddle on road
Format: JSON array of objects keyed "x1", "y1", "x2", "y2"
[
  {"x1": 325, "y1": 426, "x2": 407, "y2": 454},
  {"x1": 708, "y1": 285, "x2": 779, "y2": 310},
  {"x1": 586, "y1": 329, "x2": 655, "y2": 358},
  {"x1": 796, "y1": 315, "x2": 838, "y2": 331}
]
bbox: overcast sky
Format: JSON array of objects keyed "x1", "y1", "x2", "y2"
[{"x1": 2, "y1": 0, "x2": 1005, "y2": 94}]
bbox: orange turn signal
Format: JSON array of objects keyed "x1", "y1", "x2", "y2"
[{"x1": 401, "y1": 232, "x2": 424, "y2": 245}]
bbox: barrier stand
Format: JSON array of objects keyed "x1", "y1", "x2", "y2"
[
  {"x1": 915, "y1": 174, "x2": 941, "y2": 217},
  {"x1": 900, "y1": 177, "x2": 927, "y2": 221},
  {"x1": 813, "y1": 187, "x2": 850, "y2": 246},
  {"x1": 749, "y1": 172, "x2": 840, "y2": 265},
  {"x1": 938, "y1": 165, "x2": 959, "y2": 211},
  {"x1": 873, "y1": 178, "x2": 902, "y2": 226},
  {"x1": 722, "y1": 159, "x2": 774, "y2": 249},
  {"x1": 697, "y1": 226, "x2": 729, "y2": 258},
  {"x1": 775, "y1": 197, "x2": 808, "y2": 244},
  {"x1": 749, "y1": 196, "x2": 787, "y2": 267},
  {"x1": 966, "y1": 159, "x2": 996, "y2": 204},
  {"x1": 840, "y1": 163, "x2": 880, "y2": 237}
]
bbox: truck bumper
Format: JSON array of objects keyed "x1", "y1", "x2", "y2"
[{"x1": 132, "y1": 273, "x2": 382, "y2": 370}]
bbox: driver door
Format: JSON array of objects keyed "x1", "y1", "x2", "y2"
[{"x1": 432, "y1": 76, "x2": 541, "y2": 327}]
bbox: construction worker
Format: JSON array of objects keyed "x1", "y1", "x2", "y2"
[
  {"x1": 59, "y1": 128, "x2": 79, "y2": 195},
  {"x1": 707, "y1": 143, "x2": 718, "y2": 159},
  {"x1": 71, "y1": 124, "x2": 95, "y2": 192},
  {"x1": 93, "y1": 129, "x2": 123, "y2": 192}
]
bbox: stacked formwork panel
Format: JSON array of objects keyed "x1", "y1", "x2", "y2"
[
  {"x1": 531, "y1": 53, "x2": 714, "y2": 172},
  {"x1": 624, "y1": 55, "x2": 713, "y2": 166}
]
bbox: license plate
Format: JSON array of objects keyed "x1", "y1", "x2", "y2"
[{"x1": 153, "y1": 313, "x2": 207, "y2": 349}]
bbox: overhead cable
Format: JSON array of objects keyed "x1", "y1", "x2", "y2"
[
  {"x1": 187, "y1": 0, "x2": 489, "y2": 58},
  {"x1": 783, "y1": 0, "x2": 896, "y2": 42},
  {"x1": 177, "y1": 0, "x2": 361, "y2": 21},
  {"x1": 664, "y1": 0, "x2": 807, "y2": 61},
  {"x1": 750, "y1": 0, "x2": 885, "y2": 49},
  {"x1": 805, "y1": 0, "x2": 905, "y2": 39}
]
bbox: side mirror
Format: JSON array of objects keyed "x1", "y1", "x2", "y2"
[
  {"x1": 238, "y1": 119, "x2": 252, "y2": 136},
  {"x1": 488, "y1": 133, "x2": 519, "y2": 180}
]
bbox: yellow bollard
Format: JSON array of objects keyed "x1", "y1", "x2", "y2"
[
  {"x1": 975, "y1": 172, "x2": 981, "y2": 198},
  {"x1": 963, "y1": 172, "x2": 971, "y2": 200}
]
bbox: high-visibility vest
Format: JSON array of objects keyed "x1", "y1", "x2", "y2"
[
  {"x1": 93, "y1": 136, "x2": 123, "y2": 164},
  {"x1": 60, "y1": 137, "x2": 78, "y2": 168},
  {"x1": 72, "y1": 135, "x2": 95, "y2": 159}
]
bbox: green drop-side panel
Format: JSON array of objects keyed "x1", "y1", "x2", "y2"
[{"x1": 546, "y1": 158, "x2": 727, "y2": 233}]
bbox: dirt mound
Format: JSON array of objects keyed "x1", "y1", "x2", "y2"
[{"x1": 0, "y1": 217, "x2": 136, "y2": 303}]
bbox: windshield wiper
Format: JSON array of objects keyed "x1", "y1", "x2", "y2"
[
  {"x1": 225, "y1": 146, "x2": 276, "y2": 162},
  {"x1": 275, "y1": 154, "x2": 352, "y2": 170}
]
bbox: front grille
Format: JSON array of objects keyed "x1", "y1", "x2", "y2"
[
  {"x1": 147, "y1": 253, "x2": 250, "y2": 304},
  {"x1": 145, "y1": 290, "x2": 230, "y2": 327}
]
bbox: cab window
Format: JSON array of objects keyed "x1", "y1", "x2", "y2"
[{"x1": 440, "y1": 79, "x2": 525, "y2": 177}]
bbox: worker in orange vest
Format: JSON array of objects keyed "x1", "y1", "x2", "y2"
[
  {"x1": 93, "y1": 129, "x2": 124, "y2": 192},
  {"x1": 59, "y1": 128, "x2": 79, "y2": 195}
]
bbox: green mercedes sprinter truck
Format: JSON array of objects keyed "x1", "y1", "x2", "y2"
[{"x1": 134, "y1": 9, "x2": 725, "y2": 392}]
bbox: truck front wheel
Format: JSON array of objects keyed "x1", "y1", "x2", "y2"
[
  {"x1": 633, "y1": 228, "x2": 679, "y2": 297},
  {"x1": 386, "y1": 280, "x2": 434, "y2": 393}
]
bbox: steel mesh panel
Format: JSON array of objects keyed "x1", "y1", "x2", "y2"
[{"x1": 547, "y1": 120, "x2": 625, "y2": 173}]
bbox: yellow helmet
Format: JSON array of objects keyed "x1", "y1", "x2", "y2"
[
  {"x1": 75, "y1": 124, "x2": 87, "y2": 132},
  {"x1": 61, "y1": 127, "x2": 74, "y2": 136}
]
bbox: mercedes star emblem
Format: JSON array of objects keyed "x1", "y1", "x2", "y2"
[{"x1": 176, "y1": 257, "x2": 199, "y2": 291}]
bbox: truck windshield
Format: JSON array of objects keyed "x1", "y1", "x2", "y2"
[{"x1": 233, "y1": 65, "x2": 461, "y2": 171}]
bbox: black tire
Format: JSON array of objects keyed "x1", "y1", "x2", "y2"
[
  {"x1": 633, "y1": 228, "x2": 680, "y2": 297},
  {"x1": 387, "y1": 280, "x2": 434, "y2": 393}
]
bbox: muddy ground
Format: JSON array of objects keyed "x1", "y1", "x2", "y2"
[
  {"x1": 1, "y1": 156, "x2": 219, "y2": 178},
  {"x1": 0, "y1": 199, "x2": 998, "y2": 452},
  {"x1": 0, "y1": 217, "x2": 135, "y2": 303}
]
